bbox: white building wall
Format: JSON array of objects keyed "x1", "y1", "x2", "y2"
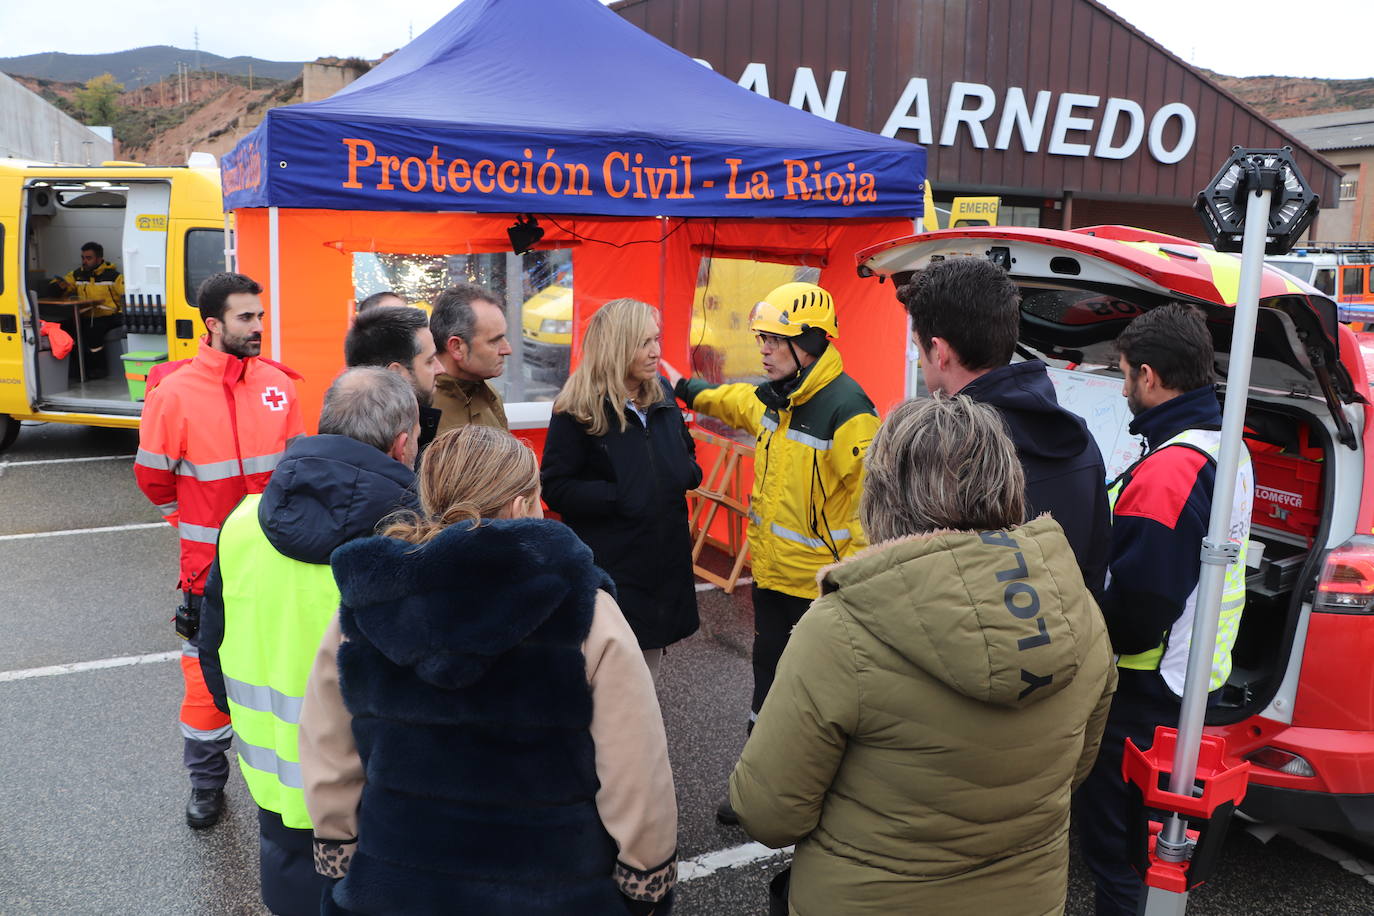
[{"x1": 0, "y1": 71, "x2": 115, "y2": 164}]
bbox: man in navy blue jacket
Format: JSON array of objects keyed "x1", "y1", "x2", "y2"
[
  {"x1": 197, "y1": 368, "x2": 421, "y2": 916},
  {"x1": 1078, "y1": 303, "x2": 1253, "y2": 915},
  {"x1": 899, "y1": 257, "x2": 1110, "y2": 596}
]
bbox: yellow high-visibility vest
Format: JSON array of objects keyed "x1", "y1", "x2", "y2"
[
  {"x1": 1108, "y1": 428, "x2": 1252, "y2": 694},
  {"x1": 216, "y1": 493, "x2": 339, "y2": 828}
]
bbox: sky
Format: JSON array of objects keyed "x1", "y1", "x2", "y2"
[{"x1": 0, "y1": 0, "x2": 1369, "y2": 81}]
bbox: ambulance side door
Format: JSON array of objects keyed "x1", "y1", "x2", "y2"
[{"x1": 166, "y1": 223, "x2": 223, "y2": 359}]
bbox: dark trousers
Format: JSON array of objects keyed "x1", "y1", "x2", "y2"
[
  {"x1": 1076, "y1": 668, "x2": 1182, "y2": 916},
  {"x1": 181, "y1": 595, "x2": 233, "y2": 789},
  {"x1": 258, "y1": 807, "x2": 334, "y2": 916},
  {"x1": 56, "y1": 313, "x2": 123, "y2": 376},
  {"x1": 183, "y1": 733, "x2": 231, "y2": 788},
  {"x1": 750, "y1": 585, "x2": 813, "y2": 719}
]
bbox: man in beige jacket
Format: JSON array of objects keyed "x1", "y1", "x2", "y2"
[{"x1": 429, "y1": 283, "x2": 511, "y2": 433}]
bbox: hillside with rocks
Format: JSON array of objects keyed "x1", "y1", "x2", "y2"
[
  {"x1": 1206, "y1": 71, "x2": 1374, "y2": 120},
  {"x1": 0, "y1": 46, "x2": 302, "y2": 86},
  {"x1": 13, "y1": 69, "x2": 303, "y2": 165}
]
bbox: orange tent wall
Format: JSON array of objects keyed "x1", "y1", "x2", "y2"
[{"x1": 234, "y1": 209, "x2": 914, "y2": 434}]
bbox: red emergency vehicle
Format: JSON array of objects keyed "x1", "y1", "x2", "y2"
[{"x1": 859, "y1": 225, "x2": 1374, "y2": 840}]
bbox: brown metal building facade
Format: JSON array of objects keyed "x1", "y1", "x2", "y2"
[{"x1": 614, "y1": 0, "x2": 1340, "y2": 239}]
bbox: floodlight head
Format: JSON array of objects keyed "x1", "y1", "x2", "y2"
[
  {"x1": 1195, "y1": 147, "x2": 1319, "y2": 255},
  {"x1": 507, "y1": 214, "x2": 544, "y2": 255}
]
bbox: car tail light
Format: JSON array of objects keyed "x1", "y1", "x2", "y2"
[
  {"x1": 1246, "y1": 747, "x2": 1316, "y2": 778},
  {"x1": 1314, "y1": 536, "x2": 1374, "y2": 614}
]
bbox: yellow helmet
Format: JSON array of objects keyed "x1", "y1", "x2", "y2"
[{"x1": 749, "y1": 282, "x2": 839, "y2": 340}]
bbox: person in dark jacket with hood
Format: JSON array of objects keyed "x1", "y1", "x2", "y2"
[
  {"x1": 899, "y1": 257, "x2": 1110, "y2": 595},
  {"x1": 344, "y1": 305, "x2": 443, "y2": 454},
  {"x1": 541, "y1": 297, "x2": 703, "y2": 676},
  {"x1": 198, "y1": 367, "x2": 420, "y2": 916}
]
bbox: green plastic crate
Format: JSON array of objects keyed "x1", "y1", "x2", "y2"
[{"x1": 121, "y1": 350, "x2": 168, "y2": 401}]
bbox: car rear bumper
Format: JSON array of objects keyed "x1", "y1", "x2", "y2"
[{"x1": 1242, "y1": 783, "x2": 1374, "y2": 838}]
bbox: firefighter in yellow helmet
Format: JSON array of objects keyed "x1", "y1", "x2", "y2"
[{"x1": 666, "y1": 280, "x2": 878, "y2": 824}]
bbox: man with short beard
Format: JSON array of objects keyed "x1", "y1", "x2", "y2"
[
  {"x1": 135, "y1": 271, "x2": 305, "y2": 830},
  {"x1": 1078, "y1": 303, "x2": 1253, "y2": 915},
  {"x1": 344, "y1": 305, "x2": 442, "y2": 455}
]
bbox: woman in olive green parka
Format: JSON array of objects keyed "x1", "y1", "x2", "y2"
[{"x1": 730, "y1": 396, "x2": 1117, "y2": 916}]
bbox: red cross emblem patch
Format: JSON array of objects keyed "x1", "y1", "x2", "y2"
[{"x1": 262, "y1": 386, "x2": 288, "y2": 411}]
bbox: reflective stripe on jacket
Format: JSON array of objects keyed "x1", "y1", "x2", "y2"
[
  {"x1": 1107, "y1": 428, "x2": 1253, "y2": 693},
  {"x1": 134, "y1": 338, "x2": 305, "y2": 594},
  {"x1": 682, "y1": 346, "x2": 878, "y2": 599},
  {"x1": 215, "y1": 493, "x2": 337, "y2": 828},
  {"x1": 63, "y1": 260, "x2": 124, "y2": 316}
]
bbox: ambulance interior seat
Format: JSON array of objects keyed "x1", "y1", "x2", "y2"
[
  {"x1": 102, "y1": 324, "x2": 129, "y2": 378},
  {"x1": 29, "y1": 289, "x2": 70, "y2": 395}
]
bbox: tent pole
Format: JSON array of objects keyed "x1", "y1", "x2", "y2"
[
  {"x1": 658, "y1": 216, "x2": 668, "y2": 313},
  {"x1": 268, "y1": 206, "x2": 282, "y2": 362},
  {"x1": 223, "y1": 213, "x2": 235, "y2": 272}
]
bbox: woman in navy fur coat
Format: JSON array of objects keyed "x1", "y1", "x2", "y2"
[
  {"x1": 297, "y1": 426, "x2": 678, "y2": 915},
  {"x1": 541, "y1": 298, "x2": 703, "y2": 677}
]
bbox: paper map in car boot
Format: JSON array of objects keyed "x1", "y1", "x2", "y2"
[{"x1": 1045, "y1": 367, "x2": 1146, "y2": 483}]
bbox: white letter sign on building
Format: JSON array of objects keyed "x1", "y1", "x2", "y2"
[
  {"x1": 940, "y1": 82, "x2": 999, "y2": 148},
  {"x1": 724, "y1": 63, "x2": 1197, "y2": 166},
  {"x1": 1095, "y1": 98, "x2": 1147, "y2": 159},
  {"x1": 1046, "y1": 93, "x2": 1100, "y2": 157}
]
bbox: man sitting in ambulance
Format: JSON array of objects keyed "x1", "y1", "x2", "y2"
[{"x1": 53, "y1": 241, "x2": 125, "y2": 379}]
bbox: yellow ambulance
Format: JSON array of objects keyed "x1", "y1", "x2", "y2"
[{"x1": 0, "y1": 158, "x2": 226, "y2": 452}]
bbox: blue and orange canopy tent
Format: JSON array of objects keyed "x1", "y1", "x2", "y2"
[{"x1": 221, "y1": 0, "x2": 925, "y2": 431}]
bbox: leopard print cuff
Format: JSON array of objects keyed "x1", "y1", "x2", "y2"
[
  {"x1": 313, "y1": 838, "x2": 356, "y2": 879},
  {"x1": 615, "y1": 853, "x2": 677, "y2": 902}
]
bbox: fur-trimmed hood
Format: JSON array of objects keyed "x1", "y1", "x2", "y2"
[{"x1": 331, "y1": 518, "x2": 613, "y2": 689}]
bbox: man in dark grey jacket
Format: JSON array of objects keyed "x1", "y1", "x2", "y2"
[
  {"x1": 197, "y1": 367, "x2": 420, "y2": 916},
  {"x1": 899, "y1": 257, "x2": 1110, "y2": 596}
]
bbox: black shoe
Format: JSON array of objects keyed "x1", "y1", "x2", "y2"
[
  {"x1": 186, "y1": 787, "x2": 225, "y2": 828},
  {"x1": 716, "y1": 796, "x2": 740, "y2": 826}
]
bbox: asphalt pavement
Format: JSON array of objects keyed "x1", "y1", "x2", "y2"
[{"x1": 3, "y1": 419, "x2": 1374, "y2": 915}]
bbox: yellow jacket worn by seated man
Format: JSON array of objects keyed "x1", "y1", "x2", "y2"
[{"x1": 63, "y1": 256, "x2": 125, "y2": 317}]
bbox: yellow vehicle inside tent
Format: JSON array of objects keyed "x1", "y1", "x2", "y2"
[
  {"x1": 517, "y1": 258, "x2": 813, "y2": 388},
  {"x1": 0, "y1": 158, "x2": 227, "y2": 452}
]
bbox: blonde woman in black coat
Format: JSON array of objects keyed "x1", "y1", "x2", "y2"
[{"x1": 542, "y1": 298, "x2": 703, "y2": 677}]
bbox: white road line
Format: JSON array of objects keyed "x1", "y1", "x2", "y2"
[
  {"x1": 678, "y1": 841, "x2": 792, "y2": 883},
  {"x1": 695, "y1": 577, "x2": 753, "y2": 593},
  {"x1": 0, "y1": 650, "x2": 178, "y2": 683},
  {"x1": 0, "y1": 454, "x2": 134, "y2": 468},
  {"x1": 1267, "y1": 825, "x2": 1374, "y2": 886},
  {"x1": 0, "y1": 521, "x2": 166, "y2": 542},
  {"x1": 2, "y1": 647, "x2": 792, "y2": 885}
]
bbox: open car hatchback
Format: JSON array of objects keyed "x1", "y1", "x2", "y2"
[{"x1": 858, "y1": 224, "x2": 1374, "y2": 839}]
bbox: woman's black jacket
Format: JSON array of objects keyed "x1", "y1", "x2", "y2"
[{"x1": 541, "y1": 379, "x2": 702, "y2": 650}]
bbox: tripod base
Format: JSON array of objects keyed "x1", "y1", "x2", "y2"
[{"x1": 1139, "y1": 886, "x2": 1189, "y2": 916}]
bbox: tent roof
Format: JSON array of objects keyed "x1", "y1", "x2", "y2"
[{"x1": 222, "y1": 0, "x2": 923, "y2": 218}]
